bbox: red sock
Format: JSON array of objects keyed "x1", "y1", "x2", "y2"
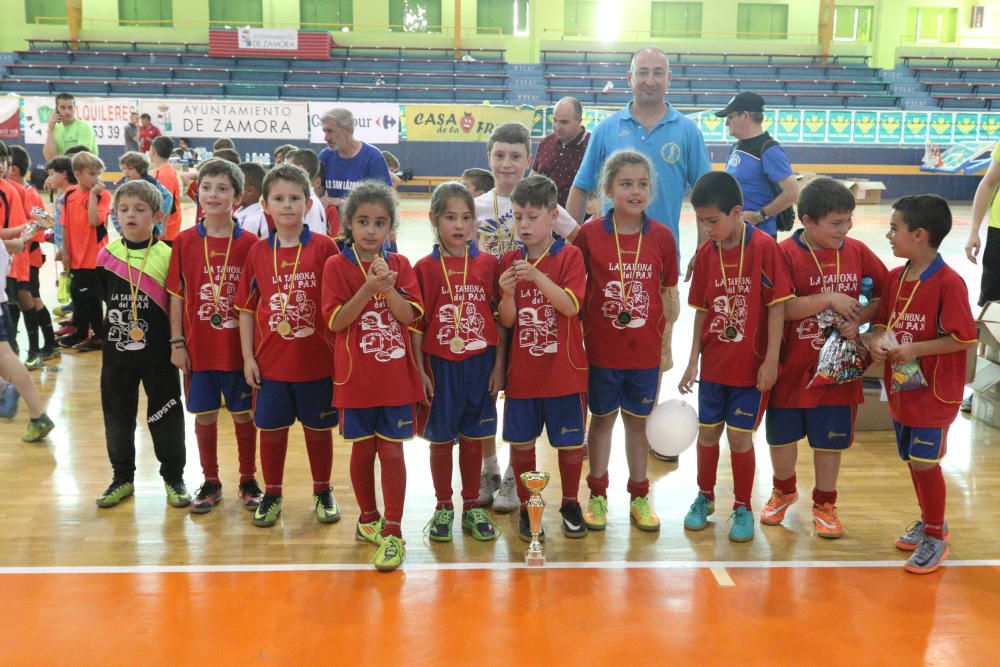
[
  {"x1": 913, "y1": 465, "x2": 947, "y2": 539},
  {"x1": 731, "y1": 449, "x2": 756, "y2": 510},
  {"x1": 303, "y1": 427, "x2": 333, "y2": 494},
  {"x1": 558, "y1": 447, "x2": 584, "y2": 508},
  {"x1": 774, "y1": 474, "x2": 797, "y2": 495},
  {"x1": 376, "y1": 438, "x2": 406, "y2": 538},
  {"x1": 509, "y1": 446, "x2": 536, "y2": 508},
  {"x1": 627, "y1": 478, "x2": 649, "y2": 501},
  {"x1": 233, "y1": 419, "x2": 257, "y2": 483},
  {"x1": 812, "y1": 488, "x2": 838, "y2": 507},
  {"x1": 429, "y1": 442, "x2": 454, "y2": 508},
  {"x1": 259, "y1": 428, "x2": 289, "y2": 496},
  {"x1": 350, "y1": 438, "x2": 380, "y2": 523},
  {"x1": 458, "y1": 437, "x2": 483, "y2": 511},
  {"x1": 696, "y1": 441, "x2": 720, "y2": 501},
  {"x1": 909, "y1": 464, "x2": 924, "y2": 513},
  {"x1": 587, "y1": 472, "x2": 609, "y2": 498},
  {"x1": 194, "y1": 421, "x2": 219, "y2": 483}
]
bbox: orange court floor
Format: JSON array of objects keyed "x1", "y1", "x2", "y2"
[{"x1": 1, "y1": 200, "x2": 999, "y2": 665}]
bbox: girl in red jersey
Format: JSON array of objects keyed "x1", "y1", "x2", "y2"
[
  {"x1": 574, "y1": 150, "x2": 678, "y2": 533},
  {"x1": 412, "y1": 182, "x2": 505, "y2": 543},
  {"x1": 321, "y1": 181, "x2": 424, "y2": 572}
]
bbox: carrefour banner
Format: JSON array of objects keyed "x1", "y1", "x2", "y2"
[
  {"x1": 308, "y1": 102, "x2": 400, "y2": 145},
  {"x1": 0, "y1": 98, "x2": 20, "y2": 139},
  {"x1": 20, "y1": 96, "x2": 138, "y2": 145},
  {"x1": 137, "y1": 99, "x2": 310, "y2": 140},
  {"x1": 403, "y1": 105, "x2": 536, "y2": 142}
]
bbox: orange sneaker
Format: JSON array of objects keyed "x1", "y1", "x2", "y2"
[
  {"x1": 760, "y1": 489, "x2": 798, "y2": 526},
  {"x1": 812, "y1": 502, "x2": 843, "y2": 539}
]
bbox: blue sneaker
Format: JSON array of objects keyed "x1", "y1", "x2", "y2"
[
  {"x1": 683, "y1": 494, "x2": 715, "y2": 531},
  {"x1": 729, "y1": 506, "x2": 755, "y2": 543},
  {"x1": 0, "y1": 383, "x2": 19, "y2": 420}
]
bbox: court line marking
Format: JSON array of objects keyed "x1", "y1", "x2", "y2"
[
  {"x1": 3, "y1": 559, "x2": 1000, "y2": 575},
  {"x1": 710, "y1": 566, "x2": 735, "y2": 587}
]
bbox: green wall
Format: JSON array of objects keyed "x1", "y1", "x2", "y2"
[{"x1": 5, "y1": 0, "x2": 998, "y2": 68}]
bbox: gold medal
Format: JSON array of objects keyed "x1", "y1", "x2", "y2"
[
  {"x1": 449, "y1": 336, "x2": 466, "y2": 354},
  {"x1": 129, "y1": 325, "x2": 145, "y2": 342},
  {"x1": 724, "y1": 325, "x2": 738, "y2": 341},
  {"x1": 617, "y1": 311, "x2": 632, "y2": 326},
  {"x1": 276, "y1": 320, "x2": 292, "y2": 336},
  {"x1": 210, "y1": 311, "x2": 223, "y2": 328}
]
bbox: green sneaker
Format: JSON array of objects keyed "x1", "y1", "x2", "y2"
[
  {"x1": 729, "y1": 506, "x2": 755, "y2": 543},
  {"x1": 22, "y1": 413, "x2": 55, "y2": 443},
  {"x1": 96, "y1": 480, "x2": 134, "y2": 508},
  {"x1": 583, "y1": 495, "x2": 608, "y2": 531},
  {"x1": 24, "y1": 354, "x2": 42, "y2": 371},
  {"x1": 425, "y1": 507, "x2": 455, "y2": 542},
  {"x1": 313, "y1": 488, "x2": 341, "y2": 524},
  {"x1": 252, "y1": 493, "x2": 283, "y2": 527},
  {"x1": 461, "y1": 507, "x2": 500, "y2": 541},
  {"x1": 356, "y1": 516, "x2": 386, "y2": 545},
  {"x1": 684, "y1": 494, "x2": 715, "y2": 531},
  {"x1": 629, "y1": 496, "x2": 661, "y2": 532},
  {"x1": 165, "y1": 481, "x2": 192, "y2": 508},
  {"x1": 373, "y1": 534, "x2": 406, "y2": 572}
]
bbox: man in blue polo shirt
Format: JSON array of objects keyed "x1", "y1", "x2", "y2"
[
  {"x1": 317, "y1": 107, "x2": 392, "y2": 211},
  {"x1": 716, "y1": 92, "x2": 799, "y2": 238}
]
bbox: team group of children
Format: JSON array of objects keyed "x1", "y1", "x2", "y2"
[{"x1": 0, "y1": 118, "x2": 976, "y2": 575}]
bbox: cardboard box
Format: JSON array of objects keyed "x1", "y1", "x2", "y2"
[
  {"x1": 838, "y1": 179, "x2": 887, "y2": 204},
  {"x1": 856, "y1": 378, "x2": 893, "y2": 431},
  {"x1": 972, "y1": 390, "x2": 1000, "y2": 428}
]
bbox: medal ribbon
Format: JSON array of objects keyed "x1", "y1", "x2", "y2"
[
  {"x1": 612, "y1": 212, "x2": 644, "y2": 318},
  {"x1": 885, "y1": 266, "x2": 921, "y2": 333},
  {"x1": 272, "y1": 236, "x2": 304, "y2": 323},
  {"x1": 355, "y1": 245, "x2": 387, "y2": 299},
  {"x1": 802, "y1": 232, "x2": 840, "y2": 294},
  {"x1": 124, "y1": 237, "x2": 154, "y2": 329},
  {"x1": 439, "y1": 245, "x2": 470, "y2": 345},
  {"x1": 717, "y1": 223, "x2": 747, "y2": 329},
  {"x1": 202, "y1": 222, "x2": 234, "y2": 314},
  {"x1": 490, "y1": 190, "x2": 516, "y2": 254}
]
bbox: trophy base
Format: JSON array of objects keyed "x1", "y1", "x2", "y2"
[{"x1": 525, "y1": 551, "x2": 545, "y2": 567}]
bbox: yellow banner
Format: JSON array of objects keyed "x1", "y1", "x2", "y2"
[{"x1": 403, "y1": 104, "x2": 536, "y2": 142}]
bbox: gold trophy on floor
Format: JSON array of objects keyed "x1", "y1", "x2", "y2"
[{"x1": 521, "y1": 471, "x2": 550, "y2": 566}]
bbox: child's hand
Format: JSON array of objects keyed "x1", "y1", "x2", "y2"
[
  {"x1": 371, "y1": 255, "x2": 389, "y2": 276},
  {"x1": 244, "y1": 358, "x2": 261, "y2": 390},
  {"x1": 512, "y1": 259, "x2": 541, "y2": 284},
  {"x1": 488, "y1": 361, "x2": 506, "y2": 396},
  {"x1": 364, "y1": 265, "x2": 383, "y2": 295},
  {"x1": 757, "y1": 359, "x2": 778, "y2": 392},
  {"x1": 869, "y1": 333, "x2": 892, "y2": 364},
  {"x1": 837, "y1": 318, "x2": 859, "y2": 340},
  {"x1": 419, "y1": 369, "x2": 434, "y2": 406},
  {"x1": 827, "y1": 292, "x2": 861, "y2": 321},
  {"x1": 887, "y1": 342, "x2": 917, "y2": 365},
  {"x1": 499, "y1": 266, "x2": 517, "y2": 296},
  {"x1": 171, "y1": 345, "x2": 191, "y2": 373},
  {"x1": 91, "y1": 181, "x2": 105, "y2": 196},
  {"x1": 373, "y1": 270, "x2": 397, "y2": 293},
  {"x1": 678, "y1": 362, "x2": 698, "y2": 394}
]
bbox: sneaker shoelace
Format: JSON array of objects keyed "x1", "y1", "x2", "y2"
[
  {"x1": 903, "y1": 520, "x2": 924, "y2": 540},
  {"x1": 241, "y1": 481, "x2": 263, "y2": 497},
  {"x1": 259, "y1": 495, "x2": 280, "y2": 516},
  {"x1": 497, "y1": 474, "x2": 516, "y2": 496},
  {"x1": 913, "y1": 535, "x2": 941, "y2": 563},
  {"x1": 317, "y1": 490, "x2": 335, "y2": 510},
  {"x1": 382, "y1": 536, "x2": 402, "y2": 558},
  {"x1": 632, "y1": 497, "x2": 651, "y2": 517},
  {"x1": 468, "y1": 508, "x2": 498, "y2": 532}
]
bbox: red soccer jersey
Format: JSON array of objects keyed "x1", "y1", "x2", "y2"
[
  {"x1": 234, "y1": 228, "x2": 339, "y2": 382},
  {"x1": 770, "y1": 231, "x2": 889, "y2": 408},
  {"x1": 321, "y1": 247, "x2": 425, "y2": 409},
  {"x1": 1, "y1": 179, "x2": 30, "y2": 281},
  {"x1": 574, "y1": 213, "x2": 678, "y2": 369},
  {"x1": 414, "y1": 244, "x2": 500, "y2": 362},
  {"x1": 60, "y1": 185, "x2": 110, "y2": 270},
  {"x1": 166, "y1": 221, "x2": 258, "y2": 372},
  {"x1": 874, "y1": 256, "x2": 977, "y2": 428},
  {"x1": 153, "y1": 164, "x2": 183, "y2": 242},
  {"x1": 689, "y1": 224, "x2": 793, "y2": 387},
  {"x1": 500, "y1": 238, "x2": 588, "y2": 399},
  {"x1": 21, "y1": 184, "x2": 46, "y2": 269}
]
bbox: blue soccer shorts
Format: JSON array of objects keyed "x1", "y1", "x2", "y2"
[
  {"x1": 503, "y1": 393, "x2": 587, "y2": 448},
  {"x1": 765, "y1": 405, "x2": 857, "y2": 450},
  {"x1": 341, "y1": 404, "x2": 417, "y2": 442},
  {"x1": 253, "y1": 377, "x2": 338, "y2": 431},
  {"x1": 185, "y1": 369, "x2": 254, "y2": 415},
  {"x1": 698, "y1": 380, "x2": 765, "y2": 432},
  {"x1": 418, "y1": 349, "x2": 498, "y2": 444},
  {"x1": 588, "y1": 365, "x2": 660, "y2": 417},
  {"x1": 893, "y1": 421, "x2": 948, "y2": 463}
]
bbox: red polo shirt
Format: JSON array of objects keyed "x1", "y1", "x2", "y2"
[{"x1": 531, "y1": 129, "x2": 589, "y2": 208}]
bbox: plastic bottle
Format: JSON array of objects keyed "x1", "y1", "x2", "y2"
[{"x1": 859, "y1": 276, "x2": 874, "y2": 334}]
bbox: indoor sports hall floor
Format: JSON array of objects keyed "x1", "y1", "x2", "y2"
[{"x1": 1, "y1": 196, "x2": 998, "y2": 665}]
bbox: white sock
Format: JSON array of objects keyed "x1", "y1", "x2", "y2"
[{"x1": 483, "y1": 455, "x2": 500, "y2": 475}]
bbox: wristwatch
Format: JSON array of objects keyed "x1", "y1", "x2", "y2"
[{"x1": 753, "y1": 210, "x2": 767, "y2": 223}]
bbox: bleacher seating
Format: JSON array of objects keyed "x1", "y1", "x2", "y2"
[{"x1": 901, "y1": 55, "x2": 1000, "y2": 109}]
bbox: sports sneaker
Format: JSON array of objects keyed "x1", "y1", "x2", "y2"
[
  {"x1": 729, "y1": 506, "x2": 755, "y2": 543},
  {"x1": 492, "y1": 469, "x2": 519, "y2": 514},
  {"x1": 960, "y1": 395, "x2": 973, "y2": 413},
  {"x1": 629, "y1": 496, "x2": 661, "y2": 532},
  {"x1": 72, "y1": 337, "x2": 103, "y2": 352},
  {"x1": 812, "y1": 502, "x2": 843, "y2": 539},
  {"x1": 478, "y1": 470, "x2": 501, "y2": 507},
  {"x1": 518, "y1": 508, "x2": 545, "y2": 543},
  {"x1": 760, "y1": 489, "x2": 799, "y2": 526},
  {"x1": 461, "y1": 507, "x2": 499, "y2": 541},
  {"x1": 559, "y1": 502, "x2": 588, "y2": 538},
  {"x1": 190, "y1": 481, "x2": 223, "y2": 514},
  {"x1": 96, "y1": 480, "x2": 134, "y2": 508},
  {"x1": 425, "y1": 507, "x2": 455, "y2": 542},
  {"x1": 53, "y1": 304, "x2": 72, "y2": 317},
  {"x1": 684, "y1": 494, "x2": 715, "y2": 531},
  {"x1": 313, "y1": 488, "x2": 341, "y2": 524},
  {"x1": 252, "y1": 493, "x2": 283, "y2": 527},
  {"x1": 22, "y1": 413, "x2": 55, "y2": 443},
  {"x1": 24, "y1": 354, "x2": 42, "y2": 371},
  {"x1": 356, "y1": 516, "x2": 386, "y2": 545},
  {"x1": 39, "y1": 346, "x2": 60, "y2": 361},
  {"x1": 373, "y1": 534, "x2": 406, "y2": 572},
  {"x1": 56, "y1": 333, "x2": 84, "y2": 348},
  {"x1": 237, "y1": 479, "x2": 263, "y2": 510},
  {"x1": 0, "y1": 382, "x2": 19, "y2": 420},
  {"x1": 894, "y1": 520, "x2": 950, "y2": 551},
  {"x1": 904, "y1": 535, "x2": 950, "y2": 574},
  {"x1": 583, "y1": 495, "x2": 608, "y2": 531},
  {"x1": 165, "y1": 481, "x2": 192, "y2": 508}
]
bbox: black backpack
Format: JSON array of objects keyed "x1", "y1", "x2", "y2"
[{"x1": 761, "y1": 138, "x2": 796, "y2": 232}]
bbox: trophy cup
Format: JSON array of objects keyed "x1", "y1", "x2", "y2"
[{"x1": 520, "y1": 471, "x2": 550, "y2": 566}]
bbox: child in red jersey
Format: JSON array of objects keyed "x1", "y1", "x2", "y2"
[
  {"x1": 167, "y1": 159, "x2": 262, "y2": 514},
  {"x1": 412, "y1": 182, "x2": 504, "y2": 543},
  {"x1": 574, "y1": 150, "x2": 678, "y2": 533},
  {"x1": 763, "y1": 178, "x2": 888, "y2": 538},
  {"x1": 870, "y1": 195, "x2": 977, "y2": 574},
  {"x1": 498, "y1": 175, "x2": 589, "y2": 542},
  {"x1": 0, "y1": 144, "x2": 31, "y2": 352},
  {"x1": 679, "y1": 171, "x2": 792, "y2": 543},
  {"x1": 322, "y1": 181, "x2": 424, "y2": 572},
  {"x1": 235, "y1": 164, "x2": 341, "y2": 529}
]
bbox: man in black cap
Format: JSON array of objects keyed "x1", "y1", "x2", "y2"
[{"x1": 717, "y1": 92, "x2": 799, "y2": 238}]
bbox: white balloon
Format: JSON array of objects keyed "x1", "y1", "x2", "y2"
[{"x1": 646, "y1": 399, "x2": 699, "y2": 457}]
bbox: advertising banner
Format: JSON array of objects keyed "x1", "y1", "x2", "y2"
[
  {"x1": 308, "y1": 102, "x2": 400, "y2": 145},
  {"x1": 20, "y1": 96, "x2": 137, "y2": 145},
  {"x1": 0, "y1": 98, "x2": 20, "y2": 139},
  {"x1": 403, "y1": 104, "x2": 536, "y2": 142},
  {"x1": 137, "y1": 99, "x2": 310, "y2": 139}
]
